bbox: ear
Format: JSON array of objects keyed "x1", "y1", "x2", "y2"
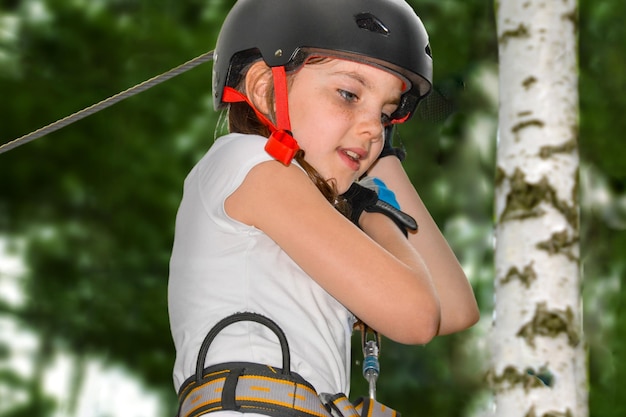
[{"x1": 244, "y1": 61, "x2": 273, "y2": 115}]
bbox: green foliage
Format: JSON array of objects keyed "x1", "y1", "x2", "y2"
[
  {"x1": 0, "y1": 0, "x2": 624, "y2": 416},
  {"x1": 578, "y1": 0, "x2": 626, "y2": 416},
  {"x1": 580, "y1": 0, "x2": 626, "y2": 187},
  {"x1": 1, "y1": 0, "x2": 227, "y2": 413}
]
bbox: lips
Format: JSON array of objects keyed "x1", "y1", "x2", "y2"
[{"x1": 338, "y1": 148, "x2": 367, "y2": 171}]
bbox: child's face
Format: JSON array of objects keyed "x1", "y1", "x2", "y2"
[{"x1": 287, "y1": 58, "x2": 404, "y2": 194}]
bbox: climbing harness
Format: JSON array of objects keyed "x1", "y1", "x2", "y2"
[
  {"x1": 176, "y1": 312, "x2": 325, "y2": 417},
  {"x1": 177, "y1": 312, "x2": 400, "y2": 417},
  {"x1": 0, "y1": 50, "x2": 215, "y2": 155}
]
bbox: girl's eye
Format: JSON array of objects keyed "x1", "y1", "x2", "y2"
[{"x1": 338, "y1": 89, "x2": 358, "y2": 102}]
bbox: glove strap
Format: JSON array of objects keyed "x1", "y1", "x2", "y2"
[{"x1": 341, "y1": 182, "x2": 417, "y2": 237}]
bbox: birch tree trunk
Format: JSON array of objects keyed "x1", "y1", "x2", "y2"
[{"x1": 490, "y1": 0, "x2": 587, "y2": 416}]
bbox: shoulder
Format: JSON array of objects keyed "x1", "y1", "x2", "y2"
[
  {"x1": 224, "y1": 154, "x2": 321, "y2": 225},
  {"x1": 189, "y1": 133, "x2": 281, "y2": 196},
  {"x1": 202, "y1": 133, "x2": 269, "y2": 168},
  {"x1": 196, "y1": 133, "x2": 308, "y2": 183}
]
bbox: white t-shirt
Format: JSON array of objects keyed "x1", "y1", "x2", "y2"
[{"x1": 168, "y1": 133, "x2": 355, "y2": 396}]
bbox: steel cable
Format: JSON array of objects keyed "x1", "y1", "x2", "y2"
[{"x1": 0, "y1": 50, "x2": 214, "y2": 155}]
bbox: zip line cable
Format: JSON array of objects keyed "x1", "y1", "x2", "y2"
[{"x1": 0, "y1": 50, "x2": 215, "y2": 155}]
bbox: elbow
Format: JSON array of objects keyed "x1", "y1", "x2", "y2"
[
  {"x1": 438, "y1": 300, "x2": 481, "y2": 335},
  {"x1": 387, "y1": 299, "x2": 441, "y2": 345},
  {"x1": 399, "y1": 325, "x2": 438, "y2": 346},
  {"x1": 459, "y1": 303, "x2": 481, "y2": 330},
  {"x1": 467, "y1": 305, "x2": 481, "y2": 327},
  {"x1": 408, "y1": 312, "x2": 441, "y2": 345}
]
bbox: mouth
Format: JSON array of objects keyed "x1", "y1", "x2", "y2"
[
  {"x1": 338, "y1": 148, "x2": 367, "y2": 172},
  {"x1": 344, "y1": 149, "x2": 362, "y2": 162}
]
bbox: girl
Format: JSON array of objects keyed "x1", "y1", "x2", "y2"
[{"x1": 169, "y1": 0, "x2": 479, "y2": 415}]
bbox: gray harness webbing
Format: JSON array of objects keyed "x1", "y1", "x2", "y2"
[
  {"x1": 176, "y1": 312, "x2": 400, "y2": 417},
  {"x1": 178, "y1": 361, "x2": 329, "y2": 417},
  {"x1": 323, "y1": 394, "x2": 398, "y2": 417}
]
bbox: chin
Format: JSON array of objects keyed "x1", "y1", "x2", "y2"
[
  {"x1": 336, "y1": 180, "x2": 356, "y2": 196},
  {"x1": 336, "y1": 186, "x2": 349, "y2": 195}
]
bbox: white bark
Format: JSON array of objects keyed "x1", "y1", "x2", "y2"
[{"x1": 491, "y1": 0, "x2": 586, "y2": 416}]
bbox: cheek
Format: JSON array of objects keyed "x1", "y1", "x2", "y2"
[
  {"x1": 289, "y1": 100, "x2": 318, "y2": 138},
  {"x1": 290, "y1": 110, "x2": 335, "y2": 150},
  {"x1": 291, "y1": 93, "x2": 349, "y2": 131},
  {"x1": 359, "y1": 142, "x2": 384, "y2": 174},
  {"x1": 372, "y1": 140, "x2": 384, "y2": 158}
]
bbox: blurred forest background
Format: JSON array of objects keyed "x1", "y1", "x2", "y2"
[{"x1": 0, "y1": 0, "x2": 624, "y2": 416}]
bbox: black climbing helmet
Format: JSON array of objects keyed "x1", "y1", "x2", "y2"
[{"x1": 213, "y1": 0, "x2": 433, "y2": 123}]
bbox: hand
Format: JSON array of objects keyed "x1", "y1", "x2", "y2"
[
  {"x1": 377, "y1": 125, "x2": 406, "y2": 161},
  {"x1": 341, "y1": 177, "x2": 417, "y2": 236}
]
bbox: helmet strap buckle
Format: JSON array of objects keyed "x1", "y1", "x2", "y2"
[
  {"x1": 265, "y1": 129, "x2": 298, "y2": 166},
  {"x1": 222, "y1": 66, "x2": 299, "y2": 166}
]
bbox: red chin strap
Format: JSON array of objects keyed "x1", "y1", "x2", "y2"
[{"x1": 222, "y1": 66, "x2": 299, "y2": 166}]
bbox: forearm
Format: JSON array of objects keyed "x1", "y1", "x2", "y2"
[
  {"x1": 367, "y1": 156, "x2": 479, "y2": 334},
  {"x1": 359, "y1": 211, "x2": 441, "y2": 340},
  {"x1": 360, "y1": 211, "x2": 432, "y2": 281}
]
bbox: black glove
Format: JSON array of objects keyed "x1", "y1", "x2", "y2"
[
  {"x1": 377, "y1": 125, "x2": 406, "y2": 162},
  {"x1": 341, "y1": 177, "x2": 417, "y2": 236}
]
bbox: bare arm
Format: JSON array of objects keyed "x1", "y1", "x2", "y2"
[
  {"x1": 367, "y1": 156, "x2": 479, "y2": 335},
  {"x1": 226, "y1": 161, "x2": 441, "y2": 344}
]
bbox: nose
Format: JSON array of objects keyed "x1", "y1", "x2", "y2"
[{"x1": 356, "y1": 109, "x2": 384, "y2": 144}]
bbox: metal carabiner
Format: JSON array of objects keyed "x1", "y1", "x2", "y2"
[{"x1": 359, "y1": 323, "x2": 381, "y2": 400}]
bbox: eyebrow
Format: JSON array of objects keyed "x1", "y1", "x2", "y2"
[{"x1": 334, "y1": 70, "x2": 369, "y2": 88}]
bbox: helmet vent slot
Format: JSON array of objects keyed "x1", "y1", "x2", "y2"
[{"x1": 354, "y1": 13, "x2": 390, "y2": 36}]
